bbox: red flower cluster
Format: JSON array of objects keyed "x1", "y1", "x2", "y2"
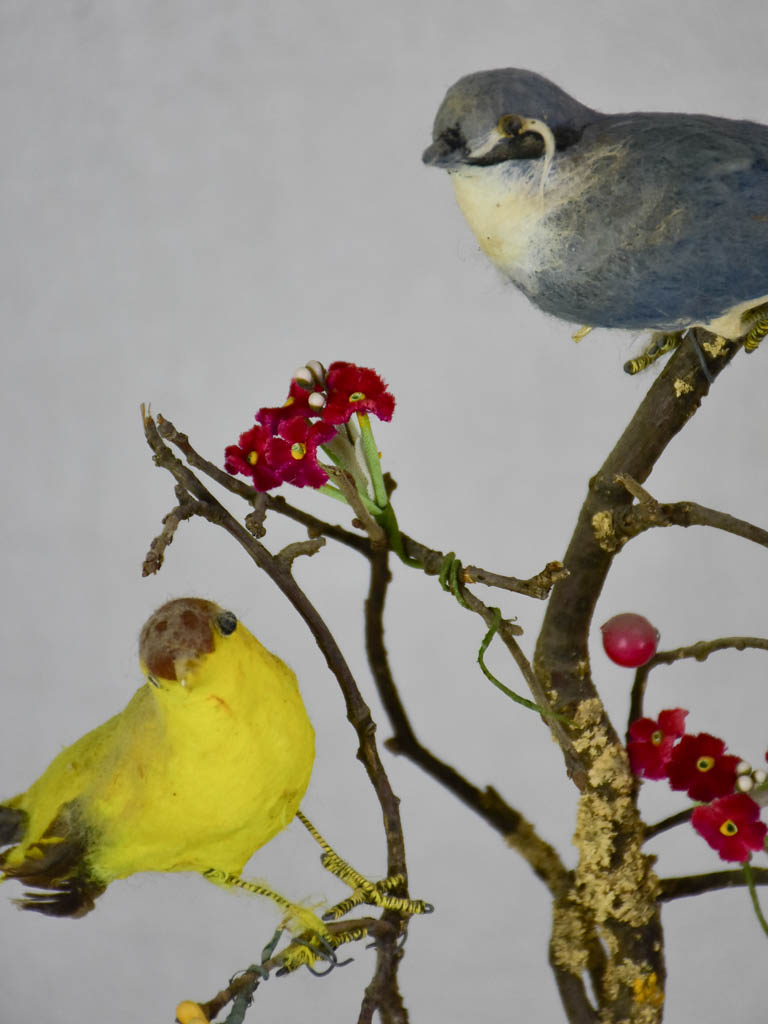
[
  {"x1": 628, "y1": 708, "x2": 766, "y2": 862},
  {"x1": 224, "y1": 361, "x2": 395, "y2": 492}
]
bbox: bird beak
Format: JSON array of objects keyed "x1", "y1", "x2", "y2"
[
  {"x1": 139, "y1": 597, "x2": 219, "y2": 684},
  {"x1": 422, "y1": 136, "x2": 465, "y2": 169}
]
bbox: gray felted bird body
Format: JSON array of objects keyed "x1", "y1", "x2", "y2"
[{"x1": 424, "y1": 69, "x2": 768, "y2": 338}]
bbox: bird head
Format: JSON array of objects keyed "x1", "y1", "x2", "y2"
[
  {"x1": 422, "y1": 68, "x2": 597, "y2": 171},
  {"x1": 138, "y1": 597, "x2": 238, "y2": 691}
]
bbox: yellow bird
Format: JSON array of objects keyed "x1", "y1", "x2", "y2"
[{"x1": 0, "y1": 597, "x2": 315, "y2": 916}]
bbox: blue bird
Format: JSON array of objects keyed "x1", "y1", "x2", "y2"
[{"x1": 423, "y1": 69, "x2": 768, "y2": 355}]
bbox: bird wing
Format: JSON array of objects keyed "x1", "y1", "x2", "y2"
[
  {"x1": 0, "y1": 712, "x2": 124, "y2": 917},
  {"x1": 0, "y1": 805, "x2": 26, "y2": 846},
  {"x1": 537, "y1": 112, "x2": 768, "y2": 328},
  {"x1": 0, "y1": 798, "x2": 106, "y2": 916}
]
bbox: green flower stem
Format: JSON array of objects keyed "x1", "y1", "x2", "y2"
[
  {"x1": 743, "y1": 860, "x2": 768, "y2": 939},
  {"x1": 317, "y1": 481, "x2": 381, "y2": 516},
  {"x1": 321, "y1": 434, "x2": 370, "y2": 498},
  {"x1": 478, "y1": 608, "x2": 573, "y2": 723},
  {"x1": 317, "y1": 484, "x2": 350, "y2": 504},
  {"x1": 356, "y1": 412, "x2": 389, "y2": 509}
]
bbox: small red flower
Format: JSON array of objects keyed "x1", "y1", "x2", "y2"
[
  {"x1": 224, "y1": 424, "x2": 283, "y2": 492},
  {"x1": 257, "y1": 379, "x2": 322, "y2": 434},
  {"x1": 266, "y1": 417, "x2": 337, "y2": 488},
  {"x1": 627, "y1": 708, "x2": 688, "y2": 780},
  {"x1": 322, "y1": 361, "x2": 395, "y2": 424},
  {"x1": 666, "y1": 732, "x2": 740, "y2": 802},
  {"x1": 692, "y1": 793, "x2": 767, "y2": 862}
]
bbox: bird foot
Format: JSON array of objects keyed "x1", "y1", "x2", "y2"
[
  {"x1": 294, "y1": 810, "x2": 433, "y2": 920},
  {"x1": 624, "y1": 332, "x2": 682, "y2": 375},
  {"x1": 742, "y1": 303, "x2": 768, "y2": 353}
]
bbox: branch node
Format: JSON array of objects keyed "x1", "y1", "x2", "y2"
[
  {"x1": 244, "y1": 495, "x2": 269, "y2": 537},
  {"x1": 615, "y1": 473, "x2": 656, "y2": 505},
  {"x1": 141, "y1": 500, "x2": 198, "y2": 577},
  {"x1": 276, "y1": 538, "x2": 327, "y2": 568}
]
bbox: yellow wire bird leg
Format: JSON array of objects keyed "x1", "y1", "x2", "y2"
[
  {"x1": 624, "y1": 331, "x2": 682, "y2": 375},
  {"x1": 742, "y1": 302, "x2": 768, "y2": 353},
  {"x1": 202, "y1": 867, "x2": 331, "y2": 943},
  {"x1": 294, "y1": 810, "x2": 433, "y2": 920}
]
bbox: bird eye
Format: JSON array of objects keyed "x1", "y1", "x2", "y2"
[
  {"x1": 216, "y1": 611, "x2": 238, "y2": 636},
  {"x1": 497, "y1": 114, "x2": 524, "y2": 137}
]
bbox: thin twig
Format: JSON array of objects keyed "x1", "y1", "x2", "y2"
[
  {"x1": 365, "y1": 550, "x2": 568, "y2": 893},
  {"x1": 644, "y1": 808, "x2": 694, "y2": 841},
  {"x1": 609, "y1": 473, "x2": 768, "y2": 549},
  {"x1": 276, "y1": 538, "x2": 326, "y2": 568},
  {"x1": 155, "y1": 414, "x2": 371, "y2": 554},
  {"x1": 629, "y1": 636, "x2": 768, "y2": 727},
  {"x1": 141, "y1": 498, "x2": 200, "y2": 576},
  {"x1": 462, "y1": 560, "x2": 569, "y2": 599},
  {"x1": 158, "y1": 412, "x2": 566, "y2": 610},
  {"x1": 660, "y1": 867, "x2": 768, "y2": 901}
]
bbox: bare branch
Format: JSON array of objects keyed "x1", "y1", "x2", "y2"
[
  {"x1": 276, "y1": 538, "x2": 326, "y2": 568},
  {"x1": 660, "y1": 867, "x2": 768, "y2": 901},
  {"x1": 141, "y1": 498, "x2": 201, "y2": 577},
  {"x1": 462, "y1": 559, "x2": 569, "y2": 599},
  {"x1": 644, "y1": 808, "x2": 694, "y2": 841},
  {"x1": 366, "y1": 550, "x2": 568, "y2": 896},
  {"x1": 629, "y1": 636, "x2": 768, "y2": 726},
  {"x1": 533, "y1": 332, "x2": 741, "y2": 1021},
  {"x1": 144, "y1": 411, "x2": 416, "y2": 1019},
  {"x1": 155, "y1": 412, "x2": 371, "y2": 554},
  {"x1": 606, "y1": 472, "x2": 768, "y2": 550}
]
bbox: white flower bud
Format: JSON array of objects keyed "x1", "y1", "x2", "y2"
[{"x1": 305, "y1": 360, "x2": 326, "y2": 384}]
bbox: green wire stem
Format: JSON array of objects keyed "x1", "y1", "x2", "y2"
[
  {"x1": 743, "y1": 859, "x2": 768, "y2": 939},
  {"x1": 478, "y1": 608, "x2": 572, "y2": 723}
]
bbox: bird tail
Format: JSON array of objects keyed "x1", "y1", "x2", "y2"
[{"x1": 0, "y1": 800, "x2": 105, "y2": 917}]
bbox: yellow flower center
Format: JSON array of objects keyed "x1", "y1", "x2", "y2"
[
  {"x1": 349, "y1": 391, "x2": 366, "y2": 402},
  {"x1": 650, "y1": 730, "x2": 663, "y2": 746},
  {"x1": 719, "y1": 818, "x2": 738, "y2": 837},
  {"x1": 290, "y1": 442, "x2": 307, "y2": 461},
  {"x1": 247, "y1": 451, "x2": 259, "y2": 466},
  {"x1": 696, "y1": 756, "x2": 715, "y2": 773}
]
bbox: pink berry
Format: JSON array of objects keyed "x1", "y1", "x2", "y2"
[{"x1": 600, "y1": 613, "x2": 659, "y2": 668}]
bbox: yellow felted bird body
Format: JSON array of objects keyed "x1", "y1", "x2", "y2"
[{"x1": 0, "y1": 598, "x2": 314, "y2": 916}]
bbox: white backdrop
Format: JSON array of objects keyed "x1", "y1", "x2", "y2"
[{"x1": 2, "y1": 2, "x2": 768, "y2": 1021}]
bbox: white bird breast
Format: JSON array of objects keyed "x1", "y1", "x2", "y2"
[
  {"x1": 449, "y1": 162, "x2": 556, "y2": 295},
  {"x1": 447, "y1": 140, "x2": 629, "y2": 293}
]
